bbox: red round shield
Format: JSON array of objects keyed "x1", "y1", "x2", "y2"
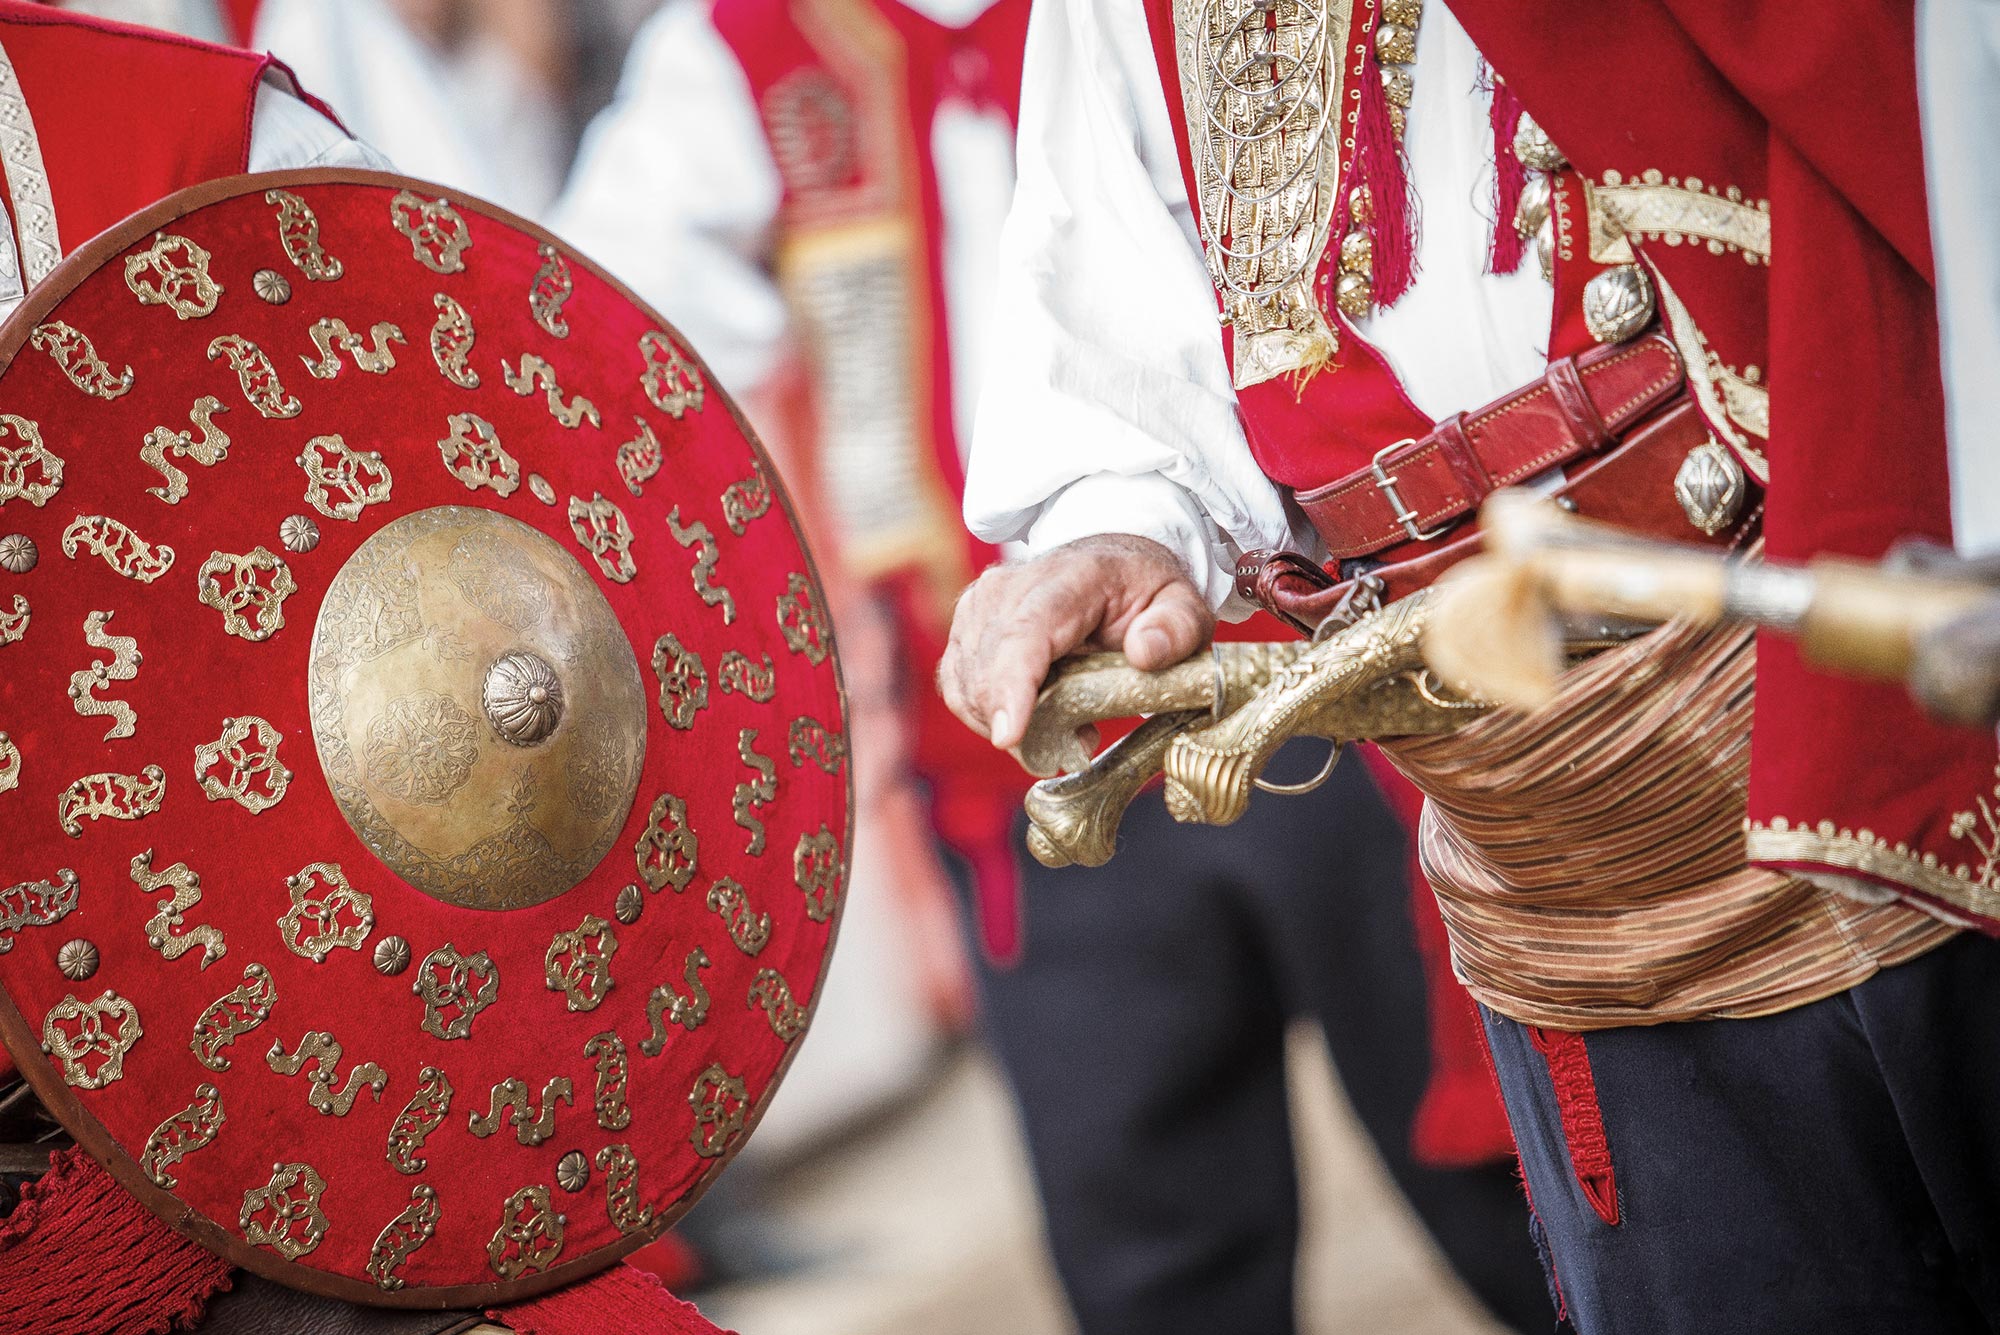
[{"x1": 0, "y1": 171, "x2": 847, "y2": 1305}]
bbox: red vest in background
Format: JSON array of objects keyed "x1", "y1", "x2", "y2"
[
  {"x1": 0, "y1": 0, "x2": 269, "y2": 261},
  {"x1": 1145, "y1": 0, "x2": 2000, "y2": 933},
  {"x1": 713, "y1": 0, "x2": 1034, "y2": 957},
  {"x1": 218, "y1": 0, "x2": 259, "y2": 46}
]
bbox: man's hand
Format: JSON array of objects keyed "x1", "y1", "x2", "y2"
[{"x1": 939, "y1": 534, "x2": 1214, "y2": 752}]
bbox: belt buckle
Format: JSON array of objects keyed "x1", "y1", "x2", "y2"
[{"x1": 1369, "y1": 438, "x2": 1448, "y2": 543}]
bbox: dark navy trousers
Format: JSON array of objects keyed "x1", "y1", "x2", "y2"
[
  {"x1": 1485, "y1": 930, "x2": 2000, "y2": 1334},
  {"x1": 968, "y1": 748, "x2": 1550, "y2": 1335}
]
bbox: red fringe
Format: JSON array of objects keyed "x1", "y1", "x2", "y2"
[
  {"x1": 1352, "y1": 44, "x2": 1417, "y2": 307},
  {"x1": 1484, "y1": 62, "x2": 1529, "y2": 274},
  {"x1": 0, "y1": 1148, "x2": 234, "y2": 1335}
]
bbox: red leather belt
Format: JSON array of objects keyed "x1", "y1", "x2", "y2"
[
  {"x1": 1236, "y1": 329, "x2": 1762, "y2": 637},
  {"x1": 1296, "y1": 331, "x2": 1685, "y2": 560}
]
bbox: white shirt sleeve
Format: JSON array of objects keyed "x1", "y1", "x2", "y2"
[
  {"x1": 962, "y1": 0, "x2": 1306, "y2": 611},
  {"x1": 246, "y1": 72, "x2": 393, "y2": 173},
  {"x1": 544, "y1": 0, "x2": 788, "y2": 391}
]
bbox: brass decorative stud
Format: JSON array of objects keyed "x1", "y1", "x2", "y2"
[
  {"x1": 253, "y1": 269, "x2": 293, "y2": 305},
  {"x1": 310, "y1": 508, "x2": 646, "y2": 911},
  {"x1": 1513, "y1": 174, "x2": 1551, "y2": 240},
  {"x1": 56, "y1": 938, "x2": 98, "y2": 981},
  {"x1": 0, "y1": 534, "x2": 36, "y2": 574},
  {"x1": 614, "y1": 883, "x2": 643, "y2": 926},
  {"x1": 279, "y1": 514, "x2": 321, "y2": 554},
  {"x1": 373, "y1": 935, "x2": 412, "y2": 977},
  {"x1": 528, "y1": 474, "x2": 556, "y2": 506},
  {"x1": 1374, "y1": 21, "x2": 1415, "y2": 64},
  {"x1": 1581, "y1": 264, "x2": 1657, "y2": 344},
  {"x1": 1379, "y1": 64, "x2": 1413, "y2": 109},
  {"x1": 1334, "y1": 271, "x2": 1374, "y2": 320},
  {"x1": 483, "y1": 652, "x2": 564, "y2": 747},
  {"x1": 1338, "y1": 230, "x2": 1374, "y2": 275},
  {"x1": 1511, "y1": 113, "x2": 1568, "y2": 172},
  {"x1": 1673, "y1": 439, "x2": 1748, "y2": 537},
  {"x1": 556, "y1": 1150, "x2": 590, "y2": 1193}
]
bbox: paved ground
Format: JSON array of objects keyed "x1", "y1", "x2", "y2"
[{"x1": 701, "y1": 1026, "x2": 1513, "y2": 1335}]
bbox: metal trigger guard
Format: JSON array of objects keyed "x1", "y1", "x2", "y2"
[{"x1": 1252, "y1": 740, "x2": 1343, "y2": 796}]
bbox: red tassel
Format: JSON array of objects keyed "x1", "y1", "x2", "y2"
[
  {"x1": 1351, "y1": 44, "x2": 1417, "y2": 307},
  {"x1": 1485, "y1": 62, "x2": 1529, "y2": 274}
]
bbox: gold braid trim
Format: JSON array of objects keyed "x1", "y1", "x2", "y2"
[
  {"x1": 1583, "y1": 171, "x2": 1770, "y2": 264},
  {"x1": 1747, "y1": 771, "x2": 2000, "y2": 927},
  {"x1": 1652, "y1": 270, "x2": 1770, "y2": 480},
  {"x1": 1584, "y1": 170, "x2": 1771, "y2": 461}
]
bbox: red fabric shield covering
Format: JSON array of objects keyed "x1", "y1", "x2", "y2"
[{"x1": 0, "y1": 172, "x2": 848, "y2": 1306}]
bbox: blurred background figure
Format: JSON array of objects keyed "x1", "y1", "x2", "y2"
[
  {"x1": 254, "y1": 0, "x2": 571, "y2": 214},
  {"x1": 43, "y1": 0, "x2": 1549, "y2": 1328},
  {"x1": 549, "y1": 0, "x2": 1044, "y2": 1185},
  {"x1": 64, "y1": 0, "x2": 573, "y2": 213}
]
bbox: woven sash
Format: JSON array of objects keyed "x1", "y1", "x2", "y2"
[{"x1": 1386, "y1": 619, "x2": 1957, "y2": 1030}]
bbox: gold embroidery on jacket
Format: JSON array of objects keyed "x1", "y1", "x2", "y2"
[
  {"x1": 1748, "y1": 804, "x2": 2000, "y2": 927},
  {"x1": 1651, "y1": 271, "x2": 1770, "y2": 481},
  {"x1": 1585, "y1": 171, "x2": 1770, "y2": 264},
  {"x1": 1171, "y1": 0, "x2": 1349, "y2": 389}
]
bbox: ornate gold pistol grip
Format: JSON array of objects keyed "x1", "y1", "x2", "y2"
[
  {"x1": 1019, "y1": 641, "x2": 1305, "y2": 777},
  {"x1": 1023, "y1": 711, "x2": 1207, "y2": 869}
]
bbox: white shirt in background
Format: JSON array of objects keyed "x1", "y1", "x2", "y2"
[
  {"x1": 550, "y1": 0, "x2": 1018, "y2": 460},
  {"x1": 1918, "y1": 0, "x2": 2000, "y2": 558},
  {"x1": 253, "y1": 0, "x2": 566, "y2": 216},
  {"x1": 963, "y1": 0, "x2": 1551, "y2": 610}
]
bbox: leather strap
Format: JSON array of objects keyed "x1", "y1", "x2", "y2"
[
  {"x1": 1241, "y1": 400, "x2": 1758, "y2": 636},
  {"x1": 1295, "y1": 332, "x2": 1685, "y2": 559}
]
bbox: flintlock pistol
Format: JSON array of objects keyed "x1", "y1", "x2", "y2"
[{"x1": 1017, "y1": 591, "x2": 1488, "y2": 868}]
